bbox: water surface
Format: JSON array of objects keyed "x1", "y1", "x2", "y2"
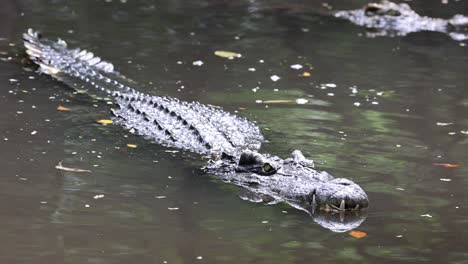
[{"x1": 1, "y1": 0, "x2": 468, "y2": 263}]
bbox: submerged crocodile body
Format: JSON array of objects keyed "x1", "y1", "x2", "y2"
[
  {"x1": 23, "y1": 29, "x2": 368, "y2": 232},
  {"x1": 335, "y1": 0, "x2": 468, "y2": 41}
]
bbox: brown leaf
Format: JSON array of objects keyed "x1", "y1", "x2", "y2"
[
  {"x1": 57, "y1": 105, "x2": 71, "y2": 111},
  {"x1": 433, "y1": 163, "x2": 460, "y2": 168},
  {"x1": 55, "y1": 161, "x2": 92, "y2": 173},
  {"x1": 349, "y1": 230, "x2": 367, "y2": 238}
]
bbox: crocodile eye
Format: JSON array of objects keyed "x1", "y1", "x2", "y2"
[
  {"x1": 386, "y1": 9, "x2": 401, "y2": 16},
  {"x1": 364, "y1": 6, "x2": 380, "y2": 16},
  {"x1": 263, "y1": 163, "x2": 273, "y2": 173}
]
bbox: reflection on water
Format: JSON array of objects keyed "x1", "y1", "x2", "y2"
[{"x1": 0, "y1": 0, "x2": 468, "y2": 263}]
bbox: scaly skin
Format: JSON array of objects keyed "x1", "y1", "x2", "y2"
[
  {"x1": 335, "y1": 0, "x2": 468, "y2": 41},
  {"x1": 23, "y1": 29, "x2": 369, "y2": 231}
]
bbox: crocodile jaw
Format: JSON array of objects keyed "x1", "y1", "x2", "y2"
[{"x1": 314, "y1": 178, "x2": 369, "y2": 212}]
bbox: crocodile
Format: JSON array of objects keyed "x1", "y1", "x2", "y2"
[
  {"x1": 22, "y1": 29, "x2": 369, "y2": 231},
  {"x1": 334, "y1": 0, "x2": 468, "y2": 41}
]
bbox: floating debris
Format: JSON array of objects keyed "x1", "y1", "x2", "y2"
[
  {"x1": 349, "y1": 230, "x2": 367, "y2": 238},
  {"x1": 433, "y1": 163, "x2": 459, "y2": 168},
  {"x1": 296, "y1": 98, "x2": 308, "y2": 104},
  {"x1": 192, "y1": 60, "x2": 204, "y2": 66},
  {"x1": 96, "y1": 119, "x2": 113, "y2": 125},
  {"x1": 214, "y1": 50, "x2": 242, "y2": 59},
  {"x1": 55, "y1": 161, "x2": 92, "y2": 173},
  {"x1": 30, "y1": 130, "x2": 37, "y2": 135},
  {"x1": 57, "y1": 105, "x2": 71, "y2": 111},
  {"x1": 93, "y1": 194, "x2": 105, "y2": 199},
  {"x1": 302, "y1": 72, "x2": 311, "y2": 77},
  {"x1": 127, "y1": 144, "x2": 137, "y2": 148},
  {"x1": 354, "y1": 102, "x2": 361, "y2": 107},
  {"x1": 420, "y1": 214, "x2": 433, "y2": 218},
  {"x1": 168, "y1": 207, "x2": 179, "y2": 211},
  {"x1": 262, "y1": 100, "x2": 292, "y2": 104},
  {"x1": 248, "y1": 68, "x2": 256, "y2": 72},
  {"x1": 440, "y1": 178, "x2": 452, "y2": 182},
  {"x1": 270, "y1": 75, "x2": 280, "y2": 82},
  {"x1": 290, "y1": 64, "x2": 303, "y2": 70},
  {"x1": 436, "y1": 122, "x2": 453, "y2": 126}
]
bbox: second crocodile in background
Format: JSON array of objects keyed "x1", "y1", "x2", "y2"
[
  {"x1": 335, "y1": 0, "x2": 468, "y2": 41},
  {"x1": 23, "y1": 29, "x2": 369, "y2": 232}
]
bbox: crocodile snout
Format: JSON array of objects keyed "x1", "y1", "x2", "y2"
[{"x1": 313, "y1": 178, "x2": 369, "y2": 211}]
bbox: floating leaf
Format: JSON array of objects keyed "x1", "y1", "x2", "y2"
[
  {"x1": 262, "y1": 100, "x2": 295, "y2": 104},
  {"x1": 433, "y1": 163, "x2": 460, "y2": 168},
  {"x1": 57, "y1": 105, "x2": 71, "y2": 111},
  {"x1": 214, "y1": 50, "x2": 242, "y2": 59},
  {"x1": 127, "y1": 144, "x2": 137, "y2": 148},
  {"x1": 302, "y1": 72, "x2": 311, "y2": 77},
  {"x1": 55, "y1": 161, "x2": 92, "y2": 173},
  {"x1": 281, "y1": 241, "x2": 303, "y2": 248},
  {"x1": 96, "y1": 119, "x2": 113, "y2": 125},
  {"x1": 349, "y1": 230, "x2": 367, "y2": 238}
]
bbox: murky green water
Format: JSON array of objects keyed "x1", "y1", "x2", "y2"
[{"x1": 1, "y1": 0, "x2": 468, "y2": 263}]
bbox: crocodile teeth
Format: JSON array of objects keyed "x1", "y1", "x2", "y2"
[{"x1": 340, "y1": 199, "x2": 346, "y2": 210}]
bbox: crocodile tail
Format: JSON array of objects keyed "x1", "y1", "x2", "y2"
[{"x1": 22, "y1": 29, "x2": 138, "y2": 96}]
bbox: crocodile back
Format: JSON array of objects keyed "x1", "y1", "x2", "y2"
[{"x1": 112, "y1": 93, "x2": 263, "y2": 155}]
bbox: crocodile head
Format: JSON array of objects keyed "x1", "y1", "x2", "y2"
[
  {"x1": 362, "y1": 1, "x2": 406, "y2": 17},
  {"x1": 207, "y1": 150, "x2": 369, "y2": 212},
  {"x1": 335, "y1": 1, "x2": 468, "y2": 41},
  {"x1": 447, "y1": 15, "x2": 468, "y2": 41}
]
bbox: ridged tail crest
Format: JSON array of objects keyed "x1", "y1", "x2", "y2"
[{"x1": 23, "y1": 28, "x2": 137, "y2": 96}]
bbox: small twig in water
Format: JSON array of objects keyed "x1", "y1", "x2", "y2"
[{"x1": 55, "y1": 161, "x2": 92, "y2": 173}]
